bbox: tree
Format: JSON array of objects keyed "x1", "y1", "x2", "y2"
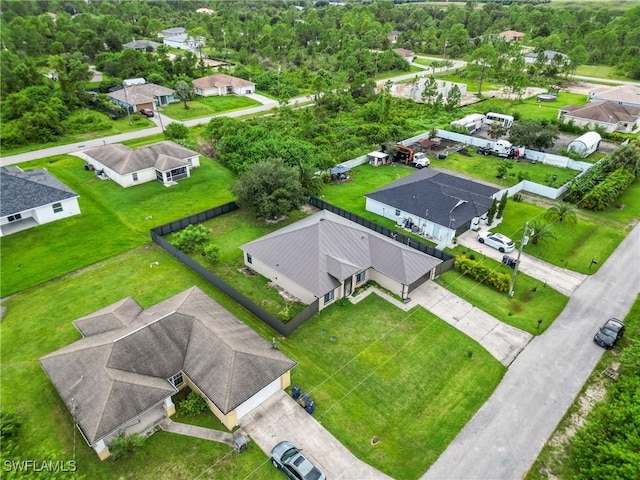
[
  {"x1": 232, "y1": 159, "x2": 305, "y2": 218},
  {"x1": 174, "y1": 79, "x2": 194, "y2": 109},
  {"x1": 509, "y1": 121, "x2": 559, "y2": 151},
  {"x1": 487, "y1": 123, "x2": 508, "y2": 140},
  {"x1": 545, "y1": 202, "x2": 577, "y2": 226},
  {"x1": 496, "y1": 192, "x2": 508, "y2": 219},
  {"x1": 496, "y1": 159, "x2": 513, "y2": 179},
  {"x1": 487, "y1": 198, "x2": 498, "y2": 225},
  {"x1": 527, "y1": 220, "x2": 557, "y2": 246},
  {"x1": 468, "y1": 43, "x2": 497, "y2": 96},
  {"x1": 164, "y1": 122, "x2": 189, "y2": 141},
  {"x1": 445, "y1": 84, "x2": 461, "y2": 111}
]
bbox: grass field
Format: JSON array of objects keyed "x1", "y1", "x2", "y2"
[
  {"x1": 161, "y1": 95, "x2": 261, "y2": 120},
  {"x1": 0, "y1": 246, "x2": 504, "y2": 480},
  {"x1": 0, "y1": 154, "x2": 236, "y2": 297}
]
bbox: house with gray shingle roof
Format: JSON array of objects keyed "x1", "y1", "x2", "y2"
[
  {"x1": 365, "y1": 169, "x2": 499, "y2": 249},
  {"x1": 78, "y1": 141, "x2": 200, "y2": 188},
  {"x1": 123, "y1": 39, "x2": 161, "y2": 52},
  {"x1": 588, "y1": 84, "x2": 640, "y2": 108},
  {"x1": 192, "y1": 74, "x2": 256, "y2": 96},
  {"x1": 240, "y1": 210, "x2": 443, "y2": 309},
  {"x1": 40, "y1": 286, "x2": 296, "y2": 460},
  {"x1": 107, "y1": 82, "x2": 175, "y2": 113},
  {"x1": 559, "y1": 101, "x2": 640, "y2": 134},
  {"x1": 1, "y1": 166, "x2": 80, "y2": 236}
]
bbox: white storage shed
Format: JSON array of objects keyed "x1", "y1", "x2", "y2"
[{"x1": 567, "y1": 131, "x2": 601, "y2": 158}]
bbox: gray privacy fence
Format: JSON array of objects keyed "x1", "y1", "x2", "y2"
[
  {"x1": 150, "y1": 202, "x2": 319, "y2": 336},
  {"x1": 308, "y1": 197, "x2": 455, "y2": 268}
]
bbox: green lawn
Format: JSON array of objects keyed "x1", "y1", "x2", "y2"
[
  {"x1": 0, "y1": 111, "x2": 155, "y2": 157},
  {"x1": 161, "y1": 95, "x2": 261, "y2": 120},
  {"x1": 490, "y1": 200, "x2": 627, "y2": 275},
  {"x1": 463, "y1": 92, "x2": 588, "y2": 122},
  {"x1": 437, "y1": 247, "x2": 569, "y2": 334},
  {"x1": 0, "y1": 154, "x2": 236, "y2": 296},
  {"x1": 436, "y1": 148, "x2": 578, "y2": 188},
  {"x1": 283, "y1": 294, "x2": 505, "y2": 479},
  {"x1": 1, "y1": 245, "x2": 504, "y2": 480}
]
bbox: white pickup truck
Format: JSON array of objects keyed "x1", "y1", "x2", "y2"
[{"x1": 410, "y1": 152, "x2": 430, "y2": 169}]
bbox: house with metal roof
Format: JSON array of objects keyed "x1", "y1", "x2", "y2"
[
  {"x1": 192, "y1": 74, "x2": 256, "y2": 96},
  {"x1": 122, "y1": 39, "x2": 161, "y2": 52},
  {"x1": 558, "y1": 101, "x2": 640, "y2": 134},
  {"x1": 78, "y1": 141, "x2": 200, "y2": 188},
  {"x1": 1, "y1": 166, "x2": 80, "y2": 236},
  {"x1": 40, "y1": 286, "x2": 296, "y2": 460},
  {"x1": 524, "y1": 50, "x2": 569, "y2": 67},
  {"x1": 241, "y1": 210, "x2": 443, "y2": 309},
  {"x1": 588, "y1": 84, "x2": 640, "y2": 108},
  {"x1": 365, "y1": 169, "x2": 499, "y2": 249}
]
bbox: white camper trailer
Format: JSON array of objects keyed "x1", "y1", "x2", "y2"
[{"x1": 451, "y1": 113, "x2": 486, "y2": 134}]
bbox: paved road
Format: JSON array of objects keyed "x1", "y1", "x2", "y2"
[{"x1": 424, "y1": 222, "x2": 640, "y2": 480}]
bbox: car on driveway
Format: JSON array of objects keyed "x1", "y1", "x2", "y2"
[
  {"x1": 477, "y1": 231, "x2": 515, "y2": 253},
  {"x1": 593, "y1": 318, "x2": 625, "y2": 349},
  {"x1": 271, "y1": 441, "x2": 325, "y2": 480},
  {"x1": 139, "y1": 108, "x2": 154, "y2": 118}
]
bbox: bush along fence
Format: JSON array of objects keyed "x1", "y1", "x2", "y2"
[
  {"x1": 454, "y1": 254, "x2": 510, "y2": 292},
  {"x1": 150, "y1": 201, "x2": 319, "y2": 336},
  {"x1": 308, "y1": 196, "x2": 455, "y2": 277}
]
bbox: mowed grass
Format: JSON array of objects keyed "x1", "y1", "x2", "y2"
[
  {"x1": 161, "y1": 95, "x2": 261, "y2": 120},
  {"x1": 1, "y1": 246, "x2": 504, "y2": 480},
  {"x1": 282, "y1": 294, "x2": 506, "y2": 479},
  {"x1": 437, "y1": 247, "x2": 569, "y2": 334},
  {"x1": 490, "y1": 200, "x2": 627, "y2": 275},
  {"x1": 468, "y1": 92, "x2": 588, "y2": 122},
  {"x1": 435, "y1": 149, "x2": 578, "y2": 188},
  {"x1": 0, "y1": 154, "x2": 236, "y2": 296}
]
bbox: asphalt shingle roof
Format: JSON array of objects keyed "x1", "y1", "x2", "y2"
[
  {"x1": 562, "y1": 101, "x2": 640, "y2": 123},
  {"x1": 40, "y1": 287, "x2": 296, "y2": 445},
  {"x1": 1, "y1": 167, "x2": 79, "y2": 217},
  {"x1": 83, "y1": 141, "x2": 197, "y2": 174},
  {"x1": 365, "y1": 169, "x2": 499, "y2": 230},
  {"x1": 241, "y1": 210, "x2": 443, "y2": 298},
  {"x1": 192, "y1": 74, "x2": 255, "y2": 89}
]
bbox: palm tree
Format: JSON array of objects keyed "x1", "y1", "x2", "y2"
[
  {"x1": 528, "y1": 220, "x2": 557, "y2": 246},
  {"x1": 545, "y1": 202, "x2": 577, "y2": 226}
]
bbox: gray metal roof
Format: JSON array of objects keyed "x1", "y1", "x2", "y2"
[
  {"x1": 1, "y1": 167, "x2": 79, "y2": 217},
  {"x1": 83, "y1": 141, "x2": 197, "y2": 175},
  {"x1": 241, "y1": 210, "x2": 443, "y2": 297},
  {"x1": 365, "y1": 169, "x2": 499, "y2": 230},
  {"x1": 40, "y1": 287, "x2": 296, "y2": 445}
]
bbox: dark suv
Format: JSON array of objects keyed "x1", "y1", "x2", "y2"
[{"x1": 139, "y1": 108, "x2": 154, "y2": 118}]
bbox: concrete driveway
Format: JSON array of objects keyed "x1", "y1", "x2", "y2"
[
  {"x1": 457, "y1": 229, "x2": 587, "y2": 297},
  {"x1": 239, "y1": 390, "x2": 393, "y2": 480}
]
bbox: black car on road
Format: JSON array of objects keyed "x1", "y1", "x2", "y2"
[{"x1": 594, "y1": 318, "x2": 625, "y2": 349}]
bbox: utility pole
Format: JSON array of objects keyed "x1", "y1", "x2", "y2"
[
  {"x1": 122, "y1": 82, "x2": 132, "y2": 126},
  {"x1": 155, "y1": 99, "x2": 164, "y2": 135},
  {"x1": 508, "y1": 221, "x2": 528, "y2": 298}
]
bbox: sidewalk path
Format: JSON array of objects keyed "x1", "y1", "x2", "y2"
[
  {"x1": 158, "y1": 418, "x2": 235, "y2": 445},
  {"x1": 423, "y1": 222, "x2": 640, "y2": 480},
  {"x1": 350, "y1": 285, "x2": 532, "y2": 367},
  {"x1": 457, "y1": 229, "x2": 587, "y2": 297}
]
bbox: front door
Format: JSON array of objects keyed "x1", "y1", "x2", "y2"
[{"x1": 344, "y1": 278, "x2": 353, "y2": 297}]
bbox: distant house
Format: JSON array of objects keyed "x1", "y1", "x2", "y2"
[
  {"x1": 107, "y1": 82, "x2": 175, "y2": 112},
  {"x1": 393, "y1": 48, "x2": 414, "y2": 63},
  {"x1": 123, "y1": 39, "x2": 161, "y2": 52},
  {"x1": 195, "y1": 7, "x2": 216, "y2": 14},
  {"x1": 161, "y1": 27, "x2": 203, "y2": 51},
  {"x1": 365, "y1": 169, "x2": 500, "y2": 247},
  {"x1": 588, "y1": 84, "x2": 640, "y2": 108},
  {"x1": 559, "y1": 101, "x2": 640, "y2": 134},
  {"x1": 79, "y1": 141, "x2": 200, "y2": 188},
  {"x1": 192, "y1": 74, "x2": 256, "y2": 96},
  {"x1": 40, "y1": 287, "x2": 296, "y2": 460},
  {"x1": 241, "y1": 210, "x2": 443, "y2": 309},
  {"x1": 388, "y1": 30, "x2": 401, "y2": 44},
  {"x1": 567, "y1": 132, "x2": 602, "y2": 158},
  {"x1": 498, "y1": 30, "x2": 525, "y2": 41},
  {"x1": 524, "y1": 50, "x2": 569, "y2": 67},
  {"x1": 1, "y1": 166, "x2": 80, "y2": 236}
]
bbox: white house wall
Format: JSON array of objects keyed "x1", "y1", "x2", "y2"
[
  {"x1": 33, "y1": 198, "x2": 81, "y2": 224},
  {"x1": 233, "y1": 86, "x2": 255, "y2": 95},
  {"x1": 235, "y1": 377, "x2": 281, "y2": 419},
  {"x1": 245, "y1": 256, "x2": 316, "y2": 304}
]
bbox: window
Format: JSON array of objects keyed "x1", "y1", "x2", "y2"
[
  {"x1": 168, "y1": 372, "x2": 184, "y2": 387},
  {"x1": 324, "y1": 290, "x2": 334, "y2": 305},
  {"x1": 247, "y1": 254, "x2": 252, "y2": 264},
  {"x1": 356, "y1": 271, "x2": 365, "y2": 284},
  {"x1": 8, "y1": 214, "x2": 22, "y2": 222},
  {"x1": 132, "y1": 172, "x2": 139, "y2": 182},
  {"x1": 52, "y1": 203, "x2": 63, "y2": 213}
]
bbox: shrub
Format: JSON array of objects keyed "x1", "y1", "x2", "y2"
[
  {"x1": 171, "y1": 224, "x2": 211, "y2": 253},
  {"x1": 110, "y1": 432, "x2": 146, "y2": 460},
  {"x1": 202, "y1": 243, "x2": 220, "y2": 264},
  {"x1": 179, "y1": 392, "x2": 208, "y2": 416},
  {"x1": 581, "y1": 168, "x2": 635, "y2": 211},
  {"x1": 454, "y1": 255, "x2": 510, "y2": 292}
]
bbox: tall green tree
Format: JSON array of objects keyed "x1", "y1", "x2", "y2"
[
  {"x1": 174, "y1": 79, "x2": 195, "y2": 109},
  {"x1": 545, "y1": 202, "x2": 577, "y2": 226}
]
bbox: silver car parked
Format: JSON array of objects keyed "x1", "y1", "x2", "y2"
[{"x1": 271, "y1": 441, "x2": 326, "y2": 480}]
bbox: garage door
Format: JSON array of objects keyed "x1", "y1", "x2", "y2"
[{"x1": 236, "y1": 378, "x2": 281, "y2": 419}]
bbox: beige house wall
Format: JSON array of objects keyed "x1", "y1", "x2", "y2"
[
  {"x1": 245, "y1": 255, "x2": 315, "y2": 304},
  {"x1": 368, "y1": 271, "x2": 406, "y2": 299}
]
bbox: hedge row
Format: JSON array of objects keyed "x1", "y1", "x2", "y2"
[
  {"x1": 454, "y1": 255, "x2": 511, "y2": 292},
  {"x1": 581, "y1": 168, "x2": 636, "y2": 211}
]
